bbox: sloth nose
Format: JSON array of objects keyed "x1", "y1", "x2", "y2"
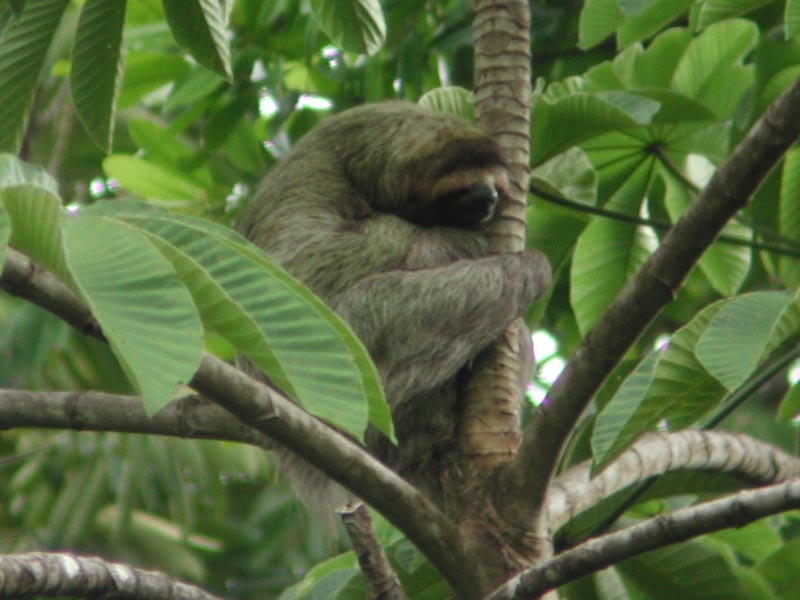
[{"x1": 465, "y1": 182, "x2": 499, "y2": 221}]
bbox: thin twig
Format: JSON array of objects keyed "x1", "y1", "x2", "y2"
[{"x1": 339, "y1": 502, "x2": 408, "y2": 600}]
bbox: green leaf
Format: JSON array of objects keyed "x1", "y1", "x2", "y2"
[
  {"x1": 162, "y1": 0, "x2": 232, "y2": 79},
  {"x1": 309, "y1": 0, "x2": 386, "y2": 56},
  {"x1": 570, "y1": 161, "x2": 656, "y2": 334},
  {"x1": 1, "y1": 184, "x2": 70, "y2": 280},
  {"x1": 779, "y1": 147, "x2": 800, "y2": 288},
  {"x1": 418, "y1": 87, "x2": 474, "y2": 121},
  {"x1": 0, "y1": 0, "x2": 70, "y2": 152},
  {"x1": 70, "y1": 0, "x2": 127, "y2": 151},
  {"x1": 118, "y1": 52, "x2": 190, "y2": 109},
  {"x1": 696, "y1": 291, "x2": 794, "y2": 391},
  {"x1": 662, "y1": 172, "x2": 751, "y2": 296},
  {"x1": 63, "y1": 215, "x2": 204, "y2": 412},
  {"x1": 617, "y1": 0, "x2": 694, "y2": 48},
  {"x1": 531, "y1": 92, "x2": 657, "y2": 164},
  {"x1": 593, "y1": 301, "x2": 727, "y2": 467},
  {"x1": 84, "y1": 203, "x2": 390, "y2": 441},
  {"x1": 671, "y1": 19, "x2": 757, "y2": 118},
  {"x1": 693, "y1": 0, "x2": 773, "y2": 29},
  {"x1": 778, "y1": 381, "x2": 800, "y2": 422},
  {"x1": 618, "y1": 540, "x2": 752, "y2": 599},
  {"x1": 0, "y1": 153, "x2": 59, "y2": 193},
  {"x1": 127, "y1": 120, "x2": 213, "y2": 187},
  {"x1": 0, "y1": 200, "x2": 9, "y2": 268},
  {"x1": 756, "y1": 537, "x2": 800, "y2": 599},
  {"x1": 789, "y1": 0, "x2": 800, "y2": 39},
  {"x1": 592, "y1": 351, "x2": 660, "y2": 468},
  {"x1": 277, "y1": 552, "x2": 359, "y2": 600},
  {"x1": 103, "y1": 155, "x2": 208, "y2": 204},
  {"x1": 625, "y1": 28, "x2": 693, "y2": 89},
  {"x1": 164, "y1": 67, "x2": 227, "y2": 111},
  {"x1": 578, "y1": 0, "x2": 622, "y2": 49}
]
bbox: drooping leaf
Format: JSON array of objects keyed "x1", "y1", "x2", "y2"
[
  {"x1": 696, "y1": 291, "x2": 795, "y2": 391},
  {"x1": 662, "y1": 172, "x2": 751, "y2": 296},
  {"x1": 70, "y1": 0, "x2": 127, "y2": 151},
  {"x1": 62, "y1": 214, "x2": 204, "y2": 413},
  {"x1": 593, "y1": 301, "x2": 727, "y2": 467},
  {"x1": 0, "y1": 0, "x2": 70, "y2": 152},
  {"x1": 570, "y1": 160, "x2": 656, "y2": 335},
  {"x1": 162, "y1": 0, "x2": 232, "y2": 79},
  {"x1": 592, "y1": 351, "x2": 660, "y2": 468},
  {"x1": 1, "y1": 185, "x2": 70, "y2": 281},
  {"x1": 308, "y1": 0, "x2": 386, "y2": 56},
  {"x1": 80, "y1": 202, "x2": 390, "y2": 441}
]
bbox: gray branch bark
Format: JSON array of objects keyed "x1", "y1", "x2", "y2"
[
  {"x1": 487, "y1": 478, "x2": 800, "y2": 599},
  {"x1": 0, "y1": 247, "x2": 473, "y2": 596},
  {"x1": 0, "y1": 552, "x2": 223, "y2": 599},
  {"x1": 0, "y1": 389, "x2": 276, "y2": 449},
  {"x1": 547, "y1": 430, "x2": 800, "y2": 532}
]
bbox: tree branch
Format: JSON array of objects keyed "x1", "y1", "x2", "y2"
[
  {"x1": 339, "y1": 502, "x2": 407, "y2": 600},
  {"x1": 0, "y1": 552, "x2": 223, "y2": 599},
  {"x1": 0, "y1": 248, "x2": 475, "y2": 596},
  {"x1": 546, "y1": 430, "x2": 800, "y2": 533},
  {"x1": 488, "y1": 478, "x2": 800, "y2": 599},
  {"x1": 459, "y1": 0, "x2": 534, "y2": 472},
  {"x1": 516, "y1": 74, "x2": 800, "y2": 509},
  {"x1": 0, "y1": 389, "x2": 276, "y2": 450}
]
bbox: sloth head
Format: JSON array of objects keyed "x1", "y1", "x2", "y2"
[{"x1": 306, "y1": 102, "x2": 509, "y2": 229}]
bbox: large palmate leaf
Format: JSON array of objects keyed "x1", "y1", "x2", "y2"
[
  {"x1": 662, "y1": 172, "x2": 751, "y2": 296},
  {"x1": 670, "y1": 19, "x2": 757, "y2": 118},
  {"x1": 309, "y1": 0, "x2": 386, "y2": 56},
  {"x1": 531, "y1": 91, "x2": 659, "y2": 165},
  {"x1": 70, "y1": 0, "x2": 127, "y2": 151},
  {"x1": 570, "y1": 159, "x2": 657, "y2": 335},
  {"x1": 0, "y1": 0, "x2": 70, "y2": 152}
]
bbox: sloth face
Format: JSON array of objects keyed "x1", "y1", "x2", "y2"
[{"x1": 403, "y1": 165, "x2": 509, "y2": 229}]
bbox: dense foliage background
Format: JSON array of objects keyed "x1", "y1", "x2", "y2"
[{"x1": 2, "y1": 0, "x2": 800, "y2": 598}]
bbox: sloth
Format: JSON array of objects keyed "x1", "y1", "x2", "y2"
[{"x1": 239, "y1": 101, "x2": 551, "y2": 506}]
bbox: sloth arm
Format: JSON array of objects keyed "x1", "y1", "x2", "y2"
[{"x1": 331, "y1": 243, "x2": 545, "y2": 402}]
